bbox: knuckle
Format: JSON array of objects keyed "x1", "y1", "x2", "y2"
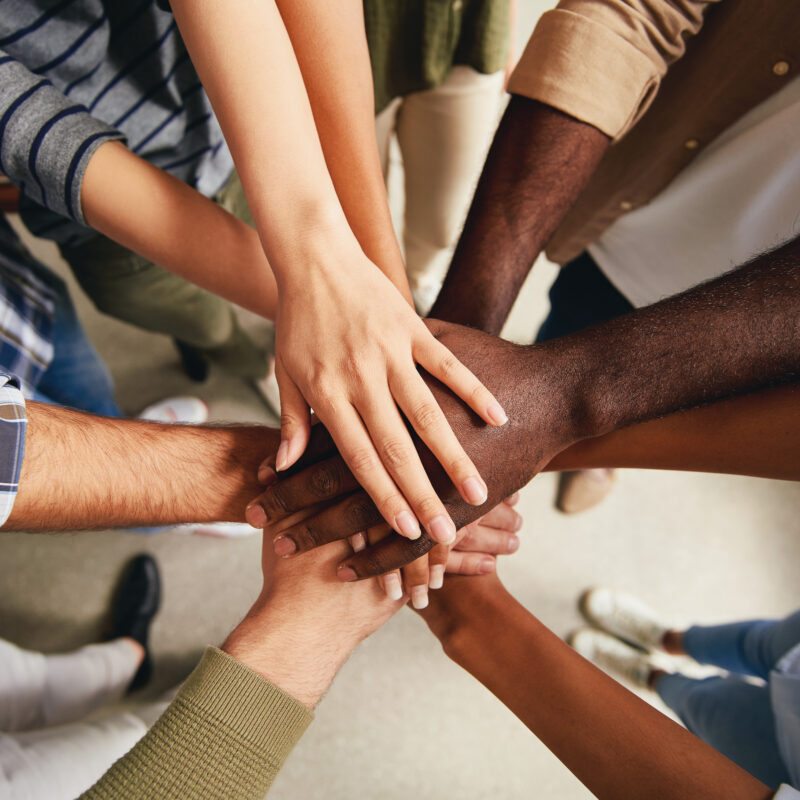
[
  {"x1": 411, "y1": 401, "x2": 442, "y2": 433},
  {"x1": 297, "y1": 522, "x2": 322, "y2": 549},
  {"x1": 344, "y1": 497, "x2": 378, "y2": 531},
  {"x1": 416, "y1": 495, "x2": 445, "y2": 521},
  {"x1": 308, "y1": 462, "x2": 340, "y2": 498},
  {"x1": 347, "y1": 447, "x2": 378, "y2": 477},
  {"x1": 447, "y1": 454, "x2": 474, "y2": 478},
  {"x1": 380, "y1": 438, "x2": 413, "y2": 470},
  {"x1": 470, "y1": 383, "x2": 489, "y2": 406},
  {"x1": 264, "y1": 485, "x2": 293, "y2": 516},
  {"x1": 438, "y1": 354, "x2": 459, "y2": 379}
]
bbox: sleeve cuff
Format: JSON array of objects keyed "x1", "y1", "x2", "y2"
[
  {"x1": 82, "y1": 647, "x2": 313, "y2": 800},
  {"x1": 507, "y1": 9, "x2": 660, "y2": 140},
  {"x1": 0, "y1": 58, "x2": 125, "y2": 224},
  {"x1": 0, "y1": 373, "x2": 27, "y2": 528}
]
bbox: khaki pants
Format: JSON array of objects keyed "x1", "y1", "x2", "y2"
[
  {"x1": 375, "y1": 66, "x2": 505, "y2": 314},
  {"x1": 59, "y1": 172, "x2": 268, "y2": 380}
]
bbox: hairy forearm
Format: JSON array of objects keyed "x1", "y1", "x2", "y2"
[
  {"x1": 275, "y1": 0, "x2": 410, "y2": 300},
  {"x1": 549, "y1": 383, "x2": 800, "y2": 480},
  {"x1": 5, "y1": 403, "x2": 279, "y2": 531},
  {"x1": 82, "y1": 141, "x2": 279, "y2": 319},
  {"x1": 430, "y1": 98, "x2": 609, "y2": 334},
  {"x1": 440, "y1": 584, "x2": 771, "y2": 800}
]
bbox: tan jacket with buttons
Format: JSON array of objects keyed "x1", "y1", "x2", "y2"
[{"x1": 508, "y1": 0, "x2": 800, "y2": 265}]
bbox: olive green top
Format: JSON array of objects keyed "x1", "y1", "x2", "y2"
[
  {"x1": 81, "y1": 647, "x2": 313, "y2": 799},
  {"x1": 364, "y1": 0, "x2": 511, "y2": 113}
]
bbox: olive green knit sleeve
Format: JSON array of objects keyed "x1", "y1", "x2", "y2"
[{"x1": 81, "y1": 647, "x2": 314, "y2": 799}]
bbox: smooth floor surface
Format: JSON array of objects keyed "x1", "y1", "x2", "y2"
[{"x1": 2, "y1": 6, "x2": 800, "y2": 797}]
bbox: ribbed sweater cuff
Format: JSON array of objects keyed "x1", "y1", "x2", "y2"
[{"x1": 81, "y1": 647, "x2": 313, "y2": 800}]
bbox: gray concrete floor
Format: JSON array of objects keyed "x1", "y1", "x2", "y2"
[{"x1": 2, "y1": 4, "x2": 800, "y2": 798}]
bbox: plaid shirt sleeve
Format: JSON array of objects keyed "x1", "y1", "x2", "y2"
[{"x1": 0, "y1": 371, "x2": 27, "y2": 527}]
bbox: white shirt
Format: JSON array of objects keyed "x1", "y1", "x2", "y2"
[{"x1": 588, "y1": 75, "x2": 800, "y2": 307}]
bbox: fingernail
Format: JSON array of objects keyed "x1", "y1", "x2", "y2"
[
  {"x1": 275, "y1": 440, "x2": 290, "y2": 471},
  {"x1": 351, "y1": 532, "x2": 366, "y2": 553},
  {"x1": 428, "y1": 515, "x2": 456, "y2": 545},
  {"x1": 337, "y1": 565, "x2": 357, "y2": 582},
  {"x1": 411, "y1": 585, "x2": 429, "y2": 610},
  {"x1": 245, "y1": 503, "x2": 267, "y2": 528},
  {"x1": 507, "y1": 535, "x2": 520, "y2": 553},
  {"x1": 479, "y1": 557, "x2": 496, "y2": 574},
  {"x1": 461, "y1": 476, "x2": 488, "y2": 506},
  {"x1": 512, "y1": 513, "x2": 523, "y2": 532},
  {"x1": 506, "y1": 492, "x2": 520, "y2": 506},
  {"x1": 429, "y1": 564, "x2": 445, "y2": 590},
  {"x1": 258, "y1": 464, "x2": 277, "y2": 485},
  {"x1": 395, "y1": 510, "x2": 421, "y2": 540},
  {"x1": 273, "y1": 536, "x2": 297, "y2": 557},
  {"x1": 383, "y1": 573, "x2": 403, "y2": 601},
  {"x1": 486, "y1": 400, "x2": 508, "y2": 426}
]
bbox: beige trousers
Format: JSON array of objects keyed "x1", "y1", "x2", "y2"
[{"x1": 375, "y1": 66, "x2": 505, "y2": 314}]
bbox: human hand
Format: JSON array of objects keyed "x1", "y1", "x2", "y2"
[
  {"x1": 223, "y1": 532, "x2": 404, "y2": 708},
  {"x1": 247, "y1": 320, "x2": 579, "y2": 578},
  {"x1": 272, "y1": 248, "x2": 507, "y2": 548},
  {"x1": 376, "y1": 493, "x2": 523, "y2": 610}
]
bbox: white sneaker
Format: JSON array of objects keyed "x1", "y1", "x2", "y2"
[
  {"x1": 580, "y1": 587, "x2": 669, "y2": 651},
  {"x1": 138, "y1": 396, "x2": 209, "y2": 424},
  {"x1": 173, "y1": 522, "x2": 260, "y2": 539},
  {"x1": 569, "y1": 628, "x2": 656, "y2": 688}
]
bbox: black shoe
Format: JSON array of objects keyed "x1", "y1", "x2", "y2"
[
  {"x1": 174, "y1": 339, "x2": 209, "y2": 382},
  {"x1": 109, "y1": 554, "x2": 161, "y2": 692}
]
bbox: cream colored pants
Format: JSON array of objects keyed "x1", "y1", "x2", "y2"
[
  {"x1": 0, "y1": 638, "x2": 168, "y2": 800},
  {"x1": 375, "y1": 66, "x2": 505, "y2": 314}
]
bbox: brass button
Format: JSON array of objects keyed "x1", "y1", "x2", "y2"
[
  {"x1": 773, "y1": 60, "x2": 790, "y2": 76},
  {"x1": 619, "y1": 200, "x2": 633, "y2": 211},
  {"x1": 684, "y1": 138, "x2": 700, "y2": 150}
]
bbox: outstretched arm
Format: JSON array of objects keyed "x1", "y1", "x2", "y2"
[
  {"x1": 249, "y1": 239, "x2": 800, "y2": 576},
  {"x1": 418, "y1": 573, "x2": 772, "y2": 800},
  {"x1": 4, "y1": 402, "x2": 279, "y2": 531}
]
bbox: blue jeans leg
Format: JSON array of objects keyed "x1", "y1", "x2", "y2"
[
  {"x1": 657, "y1": 673, "x2": 791, "y2": 789},
  {"x1": 683, "y1": 610, "x2": 800, "y2": 680},
  {"x1": 536, "y1": 251, "x2": 634, "y2": 343},
  {"x1": 34, "y1": 278, "x2": 121, "y2": 418}
]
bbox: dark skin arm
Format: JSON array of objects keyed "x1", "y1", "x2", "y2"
[
  {"x1": 416, "y1": 573, "x2": 772, "y2": 800},
  {"x1": 248, "y1": 240, "x2": 800, "y2": 577},
  {"x1": 429, "y1": 97, "x2": 609, "y2": 335}
]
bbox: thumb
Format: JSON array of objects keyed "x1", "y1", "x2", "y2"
[{"x1": 274, "y1": 357, "x2": 311, "y2": 471}]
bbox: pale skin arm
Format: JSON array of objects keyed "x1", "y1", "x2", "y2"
[
  {"x1": 419, "y1": 574, "x2": 772, "y2": 800},
  {"x1": 4, "y1": 402, "x2": 280, "y2": 531},
  {"x1": 169, "y1": 0, "x2": 508, "y2": 549},
  {"x1": 82, "y1": 141, "x2": 279, "y2": 320}
]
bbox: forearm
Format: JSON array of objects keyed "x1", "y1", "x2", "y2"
[
  {"x1": 82, "y1": 142, "x2": 279, "y2": 319},
  {"x1": 170, "y1": 0, "x2": 359, "y2": 286},
  {"x1": 5, "y1": 403, "x2": 279, "y2": 531},
  {"x1": 441, "y1": 584, "x2": 771, "y2": 800},
  {"x1": 275, "y1": 0, "x2": 410, "y2": 300},
  {"x1": 548, "y1": 383, "x2": 800, "y2": 481},
  {"x1": 429, "y1": 98, "x2": 609, "y2": 334}
]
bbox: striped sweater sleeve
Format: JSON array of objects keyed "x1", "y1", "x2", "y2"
[
  {"x1": 81, "y1": 647, "x2": 314, "y2": 800},
  {"x1": 0, "y1": 51, "x2": 124, "y2": 224}
]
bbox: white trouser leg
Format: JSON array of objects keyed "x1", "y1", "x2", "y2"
[
  {"x1": 0, "y1": 637, "x2": 140, "y2": 731},
  {"x1": 395, "y1": 66, "x2": 505, "y2": 314}
]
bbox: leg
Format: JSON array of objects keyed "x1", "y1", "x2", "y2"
[
  {"x1": 0, "y1": 637, "x2": 142, "y2": 732},
  {"x1": 0, "y1": 710, "x2": 148, "y2": 800},
  {"x1": 396, "y1": 66, "x2": 504, "y2": 314},
  {"x1": 656, "y1": 672, "x2": 791, "y2": 789},
  {"x1": 33, "y1": 272, "x2": 121, "y2": 417},
  {"x1": 678, "y1": 609, "x2": 800, "y2": 680},
  {"x1": 60, "y1": 234, "x2": 267, "y2": 380}
]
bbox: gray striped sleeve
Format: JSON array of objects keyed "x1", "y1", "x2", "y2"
[{"x1": 0, "y1": 53, "x2": 125, "y2": 224}]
